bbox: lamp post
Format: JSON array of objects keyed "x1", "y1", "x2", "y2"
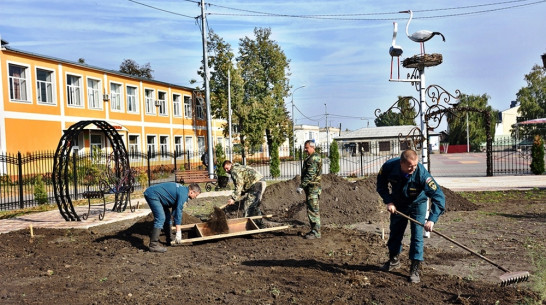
[{"x1": 291, "y1": 85, "x2": 305, "y2": 158}]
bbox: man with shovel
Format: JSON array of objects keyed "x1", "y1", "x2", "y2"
[
  {"x1": 376, "y1": 149, "x2": 445, "y2": 283},
  {"x1": 223, "y1": 160, "x2": 266, "y2": 226},
  {"x1": 144, "y1": 182, "x2": 201, "y2": 253}
]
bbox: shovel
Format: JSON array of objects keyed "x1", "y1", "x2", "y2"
[{"x1": 395, "y1": 210, "x2": 529, "y2": 286}]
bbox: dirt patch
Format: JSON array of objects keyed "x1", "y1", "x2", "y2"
[
  {"x1": 206, "y1": 206, "x2": 229, "y2": 234},
  {"x1": 0, "y1": 175, "x2": 543, "y2": 304}
]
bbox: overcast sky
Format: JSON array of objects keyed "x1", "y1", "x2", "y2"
[{"x1": 1, "y1": 0, "x2": 545, "y2": 131}]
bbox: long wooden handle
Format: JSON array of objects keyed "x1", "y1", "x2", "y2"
[{"x1": 394, "y1": 210, "x2": 509, "y2": 272}]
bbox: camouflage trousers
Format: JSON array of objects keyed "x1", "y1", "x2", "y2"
[
  {"x1": 243, "y1": 181, "x2": 266, "y2": 218},
  {"x1": 305, "y1": 186, "x2": 321, "y2": 237}
]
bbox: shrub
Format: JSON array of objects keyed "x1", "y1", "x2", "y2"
[
  {"x1": 33, "y1": 175, "x2": 48, "y2": 204},
  {"x1": 270, "y1": 142, "x2": 281, "y2": 178},
  {"x1": 530, "y1": 134, "x2": 545, "y2": 175},
  {"x1": 215, "y1": 143, "x2": 227, "y2": 177},
  {"x1": 329, "y1": 140, "x2": 340, "y2": 174}
]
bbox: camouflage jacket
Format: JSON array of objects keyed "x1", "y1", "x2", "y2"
[
  {"x1": 300, "y1": 152, "x2": 322, "y2": 189},
  {"x1": 230, "y1": 164, "x2": 263, "y2": 201}
]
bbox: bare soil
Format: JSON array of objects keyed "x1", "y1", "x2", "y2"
[{"x1": 0, "y1": 174, "x2": 543, "y2": 304}]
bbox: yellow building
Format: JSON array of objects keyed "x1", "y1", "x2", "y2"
[{"x1": 0, "y1": 38, "x2": 226, "y2": 161}]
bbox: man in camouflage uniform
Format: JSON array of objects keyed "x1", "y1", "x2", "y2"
[
  {"x1": 297, "y1": 140, "x2": 322, "y2": 239},
  {"x1": 223, "y1": 160, "x2": 266, "y2": 224}
]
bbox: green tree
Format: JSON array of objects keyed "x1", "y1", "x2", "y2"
[
  {"x1": 530, "y1": 134, "x2": 545, "y2": 175},
  {"x1": 270, "y1": 141, "x2": 280, "y2": 178},
  {"x1": 196, "y1": 29, "x2": 291, "y2": 162},
  {"x1": 375, "y1": 97, "x2": 417, "y2": 126},
  {"x1": 33, "y1": 175, "x2": 48, "y2": 205},
  {"x1": 119, "y1": 59, "x2": 153, "y2": 79},
  {"x1": 329, "y1": 140, "x2": 340, "y2": 174},
  {"x1": 446, "y1": 93, "x2": 498, "y2": 151},
  {"x1": 215, "y1": 143, "x2": 227, "y2": 177},
  {"x1": 516, "y1": 65, "x2": 546, "y2": 137}
]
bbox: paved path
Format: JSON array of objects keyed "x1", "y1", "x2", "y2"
[{"x1": 0, "y1": 177, "x2": 544, "y2": 235}]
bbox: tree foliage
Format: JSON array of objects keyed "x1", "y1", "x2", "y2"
[
  {"x1": 196, "y1": 28, "x2": 291, "y2": 162},
  {"x1": 516, "y1": 65, "x2": 546, "y2": 137},
  {"x1": 33, "y1": 175, "x2": 48, "y2": 205},
  {"x1": 530, "y1": 134, "x2": 545, "y2": 175},
  {"x1": 269, "y1": 141, "x2": 280, "y2": 178},
  {"x1": 214, "y1": 143, "x2": 227, "y2": 177},
  {"x1": 446, "y1": 93, "x2": 497, "y2": 151},
  {"x1": 375, "y1": 97, "x2": 417, "y2": 126},
  {"x1": 119, "y1": 59, "x2": 154, "y2": 79},
  {"x1": 329, "y1": 140, "x2": 340, "y2": 174}
]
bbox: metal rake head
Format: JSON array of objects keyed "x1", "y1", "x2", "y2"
[{"x1": 499, "y1": 271, "x2": 530, "y2": 287}]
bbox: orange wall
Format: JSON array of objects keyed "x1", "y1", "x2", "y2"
[{"x1": 5, "y1": 119, "x2": 62, "y2": 152}]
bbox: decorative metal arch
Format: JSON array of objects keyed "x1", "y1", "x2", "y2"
[{"x1": 52, "y1": 120, "x2": 132, "y2": 221}]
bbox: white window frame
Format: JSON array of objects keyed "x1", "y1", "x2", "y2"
[
  {"x1": 185, "y1": 136, "x2": 194, "y2": 157},
  {"x1": 66, "y1": 73, "x2": 83, "y2": 107},
  {"x1": 174, "y1": 136, "x2": 183, "y2": 157},
  {"x1": 157, "y1": 91, "x2": 167, "y2": 116},
  {"x1": 197, "y1": 136, "x2": 206, "y2": 156},
  {"x1": 110, "y1": 82, "x2": 123, "y2": 112},
  {"x1": 87, "y1": 77, "x2": 102, "y2": 110},
  {"x1": 145, "y1": 88, "x2": 155, "y2": 115},
  {"x1": 196, "y1": 97, "x2": 205, "y2": 120},
  {"x1": 126, "y1": 85, "x2": 138, "y2": 113},
  {"x1": 184, "y1": 95, "x2": 192, "y2": 119},
  {"x1": 7, "y1": 62, "x2": 32, "y2": 103},
  {"x1": 129, "y1": 134, "x2": 140, "y2": 159},
  {"x1": 36, "y1": 66, "x2": 56, "y2": 105},
  {"x1": 173, "y1": 94, "x2": 182, "y2": 117},
  {"x1": 147, "y1": 135, "x2": 157, "y2": 158},
  {"x1": 159, "y1": 135, "x2": 169, "y2": 157},
  {"x1": 90, "y1": 133, "x2": 104, "y2": 156}
]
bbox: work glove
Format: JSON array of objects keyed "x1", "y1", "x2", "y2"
[
  {"x1": 296, "y1": 187, "x2": 303, "y2": 194},
  {"x1": 173, "y1": 231, "x2": 183, "y2": 244}
]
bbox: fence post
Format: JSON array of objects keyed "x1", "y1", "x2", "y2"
[
  {"x1": 360, "y1": 151, "x2": 364, "y2": 177},
  {"x1": 72, "y1": 151, "x2": 78, "y2": 200},
  {"x1": 174, "y1": 148, "x2": 178, "y2": 172},
  {"x1": 17, "y1": 152, "x2": 24, "y2": 209},
  {"x1": 299, "y1": 145, "x2": 303, "y2": 175},
  {"x1": 147, "y1": 150, "x2": 151, "y2": 187}
]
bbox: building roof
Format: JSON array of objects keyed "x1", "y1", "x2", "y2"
[
  {"x1": 2, "y1": 45, "x2": 196, "y2": 91},
  {"x1": 334, "y1": 125, "x2": 421, "y2": 141}
]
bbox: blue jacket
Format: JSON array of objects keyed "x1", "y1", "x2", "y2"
[
  {"x1": 144, "y1": 182, "x2": 189, "y2": 225},
  {"x1": 376, "y1": 157, "x2": 445, "y2": 223}
]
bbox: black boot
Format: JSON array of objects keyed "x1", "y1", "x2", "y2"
[
  {"x1": 382, "y1": 254, "x2": 400, "y2": 271},
  {"x1": 164, "y1": 223, "x2": 174, "y2": 245},
  {"x1": 409, "y1": 260, "x2": 421, "y2": 283},
  {"x1": 149, "y1": 228, "x2": 167, "y2": 253}
]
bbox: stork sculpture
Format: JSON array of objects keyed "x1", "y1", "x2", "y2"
[
  {"x1": 400, "y1": 10, "x2": 445, "y2": 55},
  {"x1": 389, "y1": 22, "x2": 404, "y2": 79}
]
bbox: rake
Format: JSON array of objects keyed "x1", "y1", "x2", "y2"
[{"x1": 395, "y1": 211, "x2": 529, "y2": 286}]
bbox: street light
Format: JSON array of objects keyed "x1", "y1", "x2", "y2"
[{"x1": 291, "y1": 85, "x2": 305, "y2": 158}]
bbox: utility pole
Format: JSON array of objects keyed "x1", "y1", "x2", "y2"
[
  {"x1": 325, "y1": 103, "x2": 329, "y2": 156},
  {"x1": 200, "y1": 0, "x2": 214, "y2": 178},
  {"x1": 466, "y1": 112, "x2": 470, "y2": 153},
  {"x1": 291, "y1": 85, "x2": 305, "y2": 158}
]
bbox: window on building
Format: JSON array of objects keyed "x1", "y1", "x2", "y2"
[
  {"x1": 145, "y1": 89, "x2": 155, "y2": 114},
  {"x1": 198, "y1": 136, "x2": 205, "y2": 156},
  {"x1": 185, "y1": 136, "x2": 193, "y2": 157},
  {"x1": 308, "y1": 132, "x2": 315, "y2": 140},
  {"x1": 379, "y1": 141, "x2": 391, "y2": 152},
  {"x1": 110, "y1": 83, "x2": 122, "y2": 111},
  {"x1": 184, "y1": 96, "x2": 192, "y2": 119},
  {"x1": 126, "y1": 85, "x2": 137, "y2": 113},
  {"x1": 157, "y1": 91, "x2": 167, "y2": 115},
  {"x1": 196, "y1": 97, "x2": 205, "y2": 119},
  {"x1": 67, "y1": 74, "x2": 82, "y2": 107},
  {"x1": 129, "y1": 135, "x2": 139, "y2": 159},
  {"x1": 90, "y1": 134, "x2": 103, "y2": 156},
  {"x1": 359, "y1": 142, "x2": 370, "y2": 153},
  {"x1": 173, "y1": 94, "x2": 181, "y2": 117},
  {"x1": 8, "y1": 63, "x2": 30, "y2": 102},
  {"x1": 160, "y1": 136, "x2": 168, "y2": 156},
  {"x1": 36, "y1": 68, "x2": 54, "y2": 105},
  {"x1": 87, "y1": 78, "x2": 101, "y2": 109},
  {"x1": 147, "y1": 135, "x2": 156, "y2": 157},
  {"x1": 174, "y1": 136, "x2": 183, "y2": 157}
]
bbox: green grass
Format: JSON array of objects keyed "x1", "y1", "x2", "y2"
[{"x1": 459, "y1": 189, "x2": 546, "y2": 204}]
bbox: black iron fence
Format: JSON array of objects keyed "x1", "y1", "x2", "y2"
[{"x1": 0, "y1": 136, "x2": 541, "y2": 210}]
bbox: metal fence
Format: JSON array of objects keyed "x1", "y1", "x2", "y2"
[{"x1": 0, "y1": 136, "x2": 541, "y2": 210}]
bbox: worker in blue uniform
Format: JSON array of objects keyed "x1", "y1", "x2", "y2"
[
  {"x1": 144, "y1": 182, "x2": 201, "y2": 252},
  {"x1": 376, "y1": 149, "x2": 445, "y2": 283}
]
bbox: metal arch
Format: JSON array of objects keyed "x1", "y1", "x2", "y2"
[
  {"x1": 397, "y1": 127, "x2": 425, "y2": 151},
  {"x1": 52, "y1": 120, "x2": 132, "y2": 221},
  {"x1": 374, "y1": 96, "x2": 421, "y2": 122}
]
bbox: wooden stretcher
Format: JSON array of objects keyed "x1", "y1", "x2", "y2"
[{"x1": 170, "y1": 214, "x2": 290, "y2": 245}]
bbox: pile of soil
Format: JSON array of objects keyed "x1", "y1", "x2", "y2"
[
  {"x1": 206, "y1": 207, "x2": 229, "y2": 234},
  {"x1": 256, "y1": 174, "x2": 477, "y2": 227}
]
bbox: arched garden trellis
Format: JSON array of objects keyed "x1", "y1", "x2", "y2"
[{"x1": 52, "y1": 120, "x2": 133, "y2": 221}]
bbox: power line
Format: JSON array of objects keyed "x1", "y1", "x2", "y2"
[{"x1": 127, "y1": 0, "x2": 198, "y2": 18}]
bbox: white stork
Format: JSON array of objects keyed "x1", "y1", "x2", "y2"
[
  {"x1": 389, "y1": 22, "x2": 403, "y2": 79},
  {"x1": 400, "y1": 10, "x2": 445, "y2": 55}
]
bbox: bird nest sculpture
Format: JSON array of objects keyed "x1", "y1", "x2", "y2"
[{"x1": 403, "y1": 53, "x2": 443, "y2": 68}]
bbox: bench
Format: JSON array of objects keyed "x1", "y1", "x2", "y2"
[{"x1": 174, "y1": 170, "x2": 219, "y2": 192}]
